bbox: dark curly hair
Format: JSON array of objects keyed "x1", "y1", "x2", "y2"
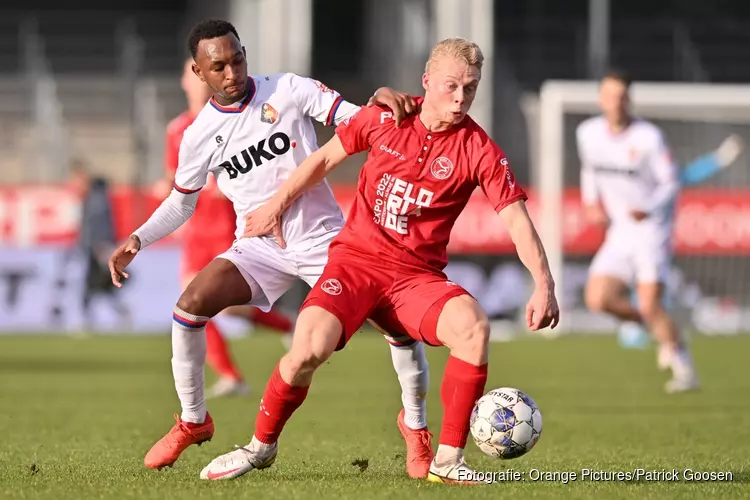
[{"x1": 187, "y1": 19, "x2": 241, "y2": 59}]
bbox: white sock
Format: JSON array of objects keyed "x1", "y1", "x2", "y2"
[
  {"x1": 435, "y1": 444, "x2": 463, "y2": 464},
  {"x1": 671, "y1": 347, "x2": 696, "y2": 380},
  {"x1": 390, "y1": 342, "x2": 429, "y2": 429},
  {"x1": 250, "y1": 435, "x2": 276, "y2": 454},
  {"x1": 172, "y1": 306, "x2": 208, "y2": 424}
]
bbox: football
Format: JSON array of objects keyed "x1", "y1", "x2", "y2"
[{"x1": 470, "y1": 387, "x2": 543, "y2": 459}]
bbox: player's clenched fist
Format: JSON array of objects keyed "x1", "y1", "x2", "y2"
[
  {"x1": 243, "y1": 205, "x2": 286, "y2": 249},
  {"x1": 108, "y1": 235, "x2": 140, "y2": 288},
  {"x1": 525, "y1": 285, "x2": 560, "y2": 331}
]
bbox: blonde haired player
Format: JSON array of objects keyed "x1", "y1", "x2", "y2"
[
  {"x1": 578, "y1": 70, "x2": 699, "y2": 393},
  {"x1": 201, "y1": 37, "x2": 559, "y2": 484}
]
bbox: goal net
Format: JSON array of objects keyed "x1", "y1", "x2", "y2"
[{"x1": 533, "y1": 81, "x2": 750, "y2": 335}]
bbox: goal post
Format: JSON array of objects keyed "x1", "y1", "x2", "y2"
[{"x1": 535, "y1": 80, "x2": 750, "y2": 334}]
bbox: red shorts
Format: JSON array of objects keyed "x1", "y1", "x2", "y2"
[
  {"x1": 301, "y1": 249, "x2": 471, "y2": 350},
  {"x1": 180, "y1": 233, "x2": 235, "y2": 278}
]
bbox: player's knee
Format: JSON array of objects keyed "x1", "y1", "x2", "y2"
[
  {"x1": 286, "y1": 314, "x2": 340, "y2": 374},
  {"x1": 442, "y1": 315, "x2": 490, "y2": 353},
  {"x1": 287, "y1": 338, "x2": 334, "y2": 375},
  {"x1": 463, "y1": 317, "x2": 490, "y2": 349},
  {"x1": 176, "y1": 288, "x2": 211, "y2": 317},
  {"x1": 584, "y1": 285, "x2": 607, "y2": 312}
]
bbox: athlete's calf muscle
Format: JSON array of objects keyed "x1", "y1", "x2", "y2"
[{"x1": 177, "y1": 258, "x2": 253, "y2": 317}]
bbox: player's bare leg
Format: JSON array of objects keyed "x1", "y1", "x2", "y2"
[
  {"x1": 368, "y1": 319, "x2": 433, "y2": 478},
  {"x1": 637, "y1": 282, "x2": 699, "y2": 393},
  {"x1": 200, "y1": 305, "x2": 341, "y2": 480},
  {"x1": 144, "y1": 258, "x2": 253, "y2": 469},
  {"x1": 428, "y1": 294, "x2": 490, "y2": 485},
  {"x1": 179, "y1": 274, "x2": 250, "y2": 400},
  {"x1": 585, "y1": 275, "x2": 643, "y2": 323}
]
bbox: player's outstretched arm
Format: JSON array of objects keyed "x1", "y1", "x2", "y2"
[
  {"x1": 681, "y1": 134, "x2": 744, "y2": 186},
  {"x1": 498, "y1": 200, "x2": 560, "y2": 331},
  {"x1": 108, "y1": 189, "x2": 199, "y2": 287},
  {"x1": 242, "y1": 135, "x2": 350, "y2": 246}
]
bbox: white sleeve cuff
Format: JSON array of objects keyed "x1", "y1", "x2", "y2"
[{"x1": 132, "y1": 189, "x2": 198, "y2": 249}]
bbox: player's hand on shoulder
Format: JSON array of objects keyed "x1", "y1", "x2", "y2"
[
  {"x1": 525, "y1": 282, "x2": 560, "y2": 331},
  {"x1": 368, "y1": 87, "x2": 417, "y2": 128},
  {"x1": 108, "y1": 235, "x2": 140, "y2": 288},
  {"x1": 243, "y1": 204, "x2": 286, "y2": 249}
]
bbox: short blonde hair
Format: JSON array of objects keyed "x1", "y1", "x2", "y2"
[{"x1": 425, "y1": 37, "x2": 484, "y2": 73}]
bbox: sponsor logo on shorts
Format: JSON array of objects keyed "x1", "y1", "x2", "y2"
[
  {"x1": 321, "y1": 278, "x2": 342, "y2": 295},
  {"x1": 430, "y1": 156, "x2": 454, "y2": 180}
]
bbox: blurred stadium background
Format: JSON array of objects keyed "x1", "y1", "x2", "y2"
[{"x1": 2, "y1": 0, "x2": 750, "y2": 339}]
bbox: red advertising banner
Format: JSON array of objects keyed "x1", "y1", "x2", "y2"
[{"x1": 1, "y1": 184, "x2": 749, "y2": 255}]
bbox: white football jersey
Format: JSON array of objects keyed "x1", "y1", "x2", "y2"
[
  {"x1": 174, "y1": 73, "x2": 359, "y2": 249},
  {"x1": 577, "y1": 116, "x2": 679, "y2": 227}
]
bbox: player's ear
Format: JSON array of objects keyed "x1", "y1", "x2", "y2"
[
  {"x1": 422, "y1": 73, "x2": 430, "y2": 92},
  {"x1": 242, "y1": 46, "x2": 247, "y2": 58},
  {"x1": 191, "y1": 63, "x2": 205, "y2": 83}
]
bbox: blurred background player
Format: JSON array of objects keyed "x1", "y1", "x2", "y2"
[
  {"x1": 162, "y1": 58, "x2": 294, "y2": 399},
  {"x1": 578, "y1": 70, "x2": 699, "y2": 393},
  {"x1": 617, "y1": 133, "x2": 744, "y2": 348},
  {"x1": 60, "y1": 159, "x2": 132, "y2": 333}
]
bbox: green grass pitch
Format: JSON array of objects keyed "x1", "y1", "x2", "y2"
[{"x1": 1, "y1": 332, "x2": 749, "y2": 499}]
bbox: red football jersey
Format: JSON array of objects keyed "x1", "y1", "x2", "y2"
[
  {"x1": 165, "y1": 110, "x2": 236, "y2": 244},
  {"x1": 332, "y1": 99, "x2": 527, "y2": 271}
]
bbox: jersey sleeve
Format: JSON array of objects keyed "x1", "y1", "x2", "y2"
[
  {"x1": 475, "y1": 141, "x2": 528, "y2": 212},
  {"x1": 164, "y1": 127, "x2": 181, "y2": 177},
  {"x1": 173, "y1": 135, "x2": 208, "y2": 194},
  {"x1": 288, "y1": 73, "x2": 347, "y2": 127},
  {"x1": 641, "y1": 129, "x2": 679, "y2": 213},
  {"x1": 334, "y1": 104, "x2": 380, "y2": 155},
  {"x1": 576, "y1": 124, "x2": 599, "y2": 205}
]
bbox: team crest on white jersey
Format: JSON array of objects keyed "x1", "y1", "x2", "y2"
[
  {"x1": 261, "y1": 103, "x2": 279, "y2": 124},
  {"x1": 430, "y1": 157, "x2": 454, "y2": 180},
  {"x1": 321, "y1": 279, "x2": 342, "y2": 295}
]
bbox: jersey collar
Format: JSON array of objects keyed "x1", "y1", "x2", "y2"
[{"x1": 209, "y1": 78, "x2": 256, "y2": 114}]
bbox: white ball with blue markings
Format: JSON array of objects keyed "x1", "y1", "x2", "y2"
[{"x1": 470, "y1": 387, "x2": 542, "y2": 459}]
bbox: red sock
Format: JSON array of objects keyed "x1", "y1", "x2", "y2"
[
  {"x1": 248, "y1": 308, "x2": 293, "y2": 333},
  {"x1": 439, "y1": 355, "x2": 488, "y2": 448},
  {"x1": 205, "y1": 321, "x2": 243, "y2": 381},
  {"x1": 254, "y1": 364, "x2": 309, "y2": 444}
]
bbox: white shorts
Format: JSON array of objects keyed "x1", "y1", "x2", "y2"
[
  {"x1": 216, "y1": 234, "x2": 333, "y2": 312},
  {"x1": 589, "y1": 226, "x2": 672, "y2": 285}
]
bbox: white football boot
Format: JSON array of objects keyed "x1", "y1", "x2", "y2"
[
  {"x1": 200, "y1": 441, "x2": 277, "y2": 480},
  {"x1": 205, "y1": 378, "x2": 250, "y2": 399},
  {"x1": 427, "y1": 457, "x2": 483, "y2": 485},
  {"x1": 664, "y1": 347, "x2": 700, "y2": 393},
  {"x1": 665, "y1": 376, "x2": 700, "y2": 394}
]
